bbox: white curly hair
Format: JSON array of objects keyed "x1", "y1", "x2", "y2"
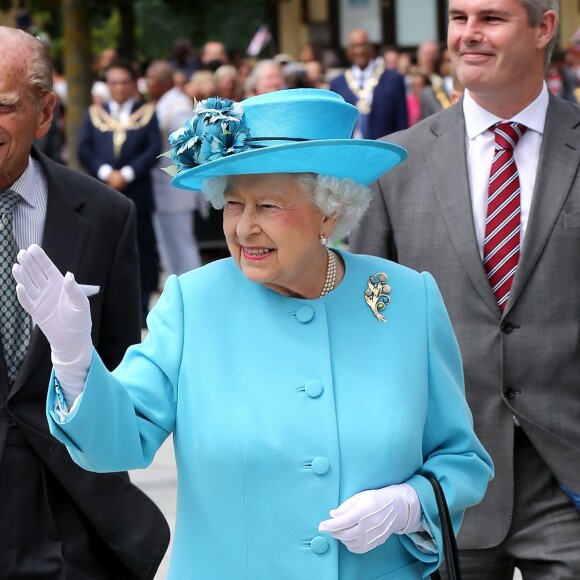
[{"x1": 203, "y1": 173, "x2": 370, "y2": 240}]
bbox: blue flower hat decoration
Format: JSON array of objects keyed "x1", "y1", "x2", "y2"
[{"x1": 162, "y1": 97, "x2": 251, "y2": 176}]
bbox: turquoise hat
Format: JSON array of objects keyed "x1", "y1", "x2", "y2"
[{"x1": 167, "y1": 88, "x2": 407, "y2": 191}]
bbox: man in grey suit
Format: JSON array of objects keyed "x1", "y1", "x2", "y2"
[{"x1": 350, "y1": 1, "x2": 580, "y2": 578}]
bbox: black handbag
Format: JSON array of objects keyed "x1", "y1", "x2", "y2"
[{"x1": 424, "y1": 474, "x2": 462, "y2": 580}]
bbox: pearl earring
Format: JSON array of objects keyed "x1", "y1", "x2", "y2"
[{"x1": 320, "y1": 235, "x2": 328, "y2": 246}]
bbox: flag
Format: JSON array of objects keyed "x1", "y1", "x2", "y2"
[{"x1": 247, "y1": 25, "x2": 272, "y2": 57}]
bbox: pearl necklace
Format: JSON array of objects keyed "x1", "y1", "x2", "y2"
[{"x1": 319, "y1": 248, "x2": 337, "y2": 297}]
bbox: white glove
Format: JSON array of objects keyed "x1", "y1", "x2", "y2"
[
  {"x1": 318, "y1": 483, "x2": 422, "y2": 554},
  {"x1": 12, "y1": 244, "x2": 93, "y2": 406}
]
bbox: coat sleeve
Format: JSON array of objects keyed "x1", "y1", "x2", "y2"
[
  {"x1": 399, "y1": 272, "x2": 494, "y2": 572},
  {"x1": 45, "y1": 275, "x2": 186, "y2": 472}
]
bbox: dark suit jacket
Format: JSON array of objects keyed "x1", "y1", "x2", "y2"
[
  {"x1": 330, "y1": 68, "x2": 408, "y2": 139},
  {"x1": 1, "y1": 148, "x2": 169, "y2": 578},
  {"x1": 77, "y1": 102, "x2": 161, "y2": 213},
  {"x1": 350, "y1": 94, "x2": 580, "y2": 549}
]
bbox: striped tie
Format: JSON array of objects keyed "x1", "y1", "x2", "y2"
[{"x1": 483, "y1": 122, "x2": 527, "y2": 311}]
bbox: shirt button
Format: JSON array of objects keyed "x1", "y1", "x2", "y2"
[
  {"x1": 296, "y1": 306, "x2": 314, "y2": 323},
  {"x1": 305, "y1": 380, "x2": 324, "y2": 398},
  {"x1": 311, "y1": 456, "x2": 330, "y2": 475},
  {"x1": 311, "y1": 536, "x2": 329, "y2": 554}
]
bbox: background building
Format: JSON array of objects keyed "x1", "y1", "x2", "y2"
[{"x1": 277, "y1": 0, "x2": 580, "y2": 60}]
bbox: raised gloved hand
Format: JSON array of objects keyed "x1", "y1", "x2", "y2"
[
  {"x1": 12, "y1": 244, "x2": 93, "y2": 405},
  {"x1": 318, "y1": 483, "x2": 422, "y2": 554}
]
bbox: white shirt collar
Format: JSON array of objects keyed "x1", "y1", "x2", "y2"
[
  {"x1": 463, "y1": 83, "x2": 549, "y2": 139},
  {"x1": 352, "y1": 60, "x2": 377, "y2": 81},
  {"x1": 109, "y1": 98, "x2": 135, "y2": 115}
]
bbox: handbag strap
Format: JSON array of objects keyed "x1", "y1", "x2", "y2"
[{"x1": 424, "y1": 474, "x2": 462, "y2": 580}]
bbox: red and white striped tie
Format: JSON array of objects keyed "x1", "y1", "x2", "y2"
[{"x1": 483, "y1": 122, "x2": 527, "y2": 311}]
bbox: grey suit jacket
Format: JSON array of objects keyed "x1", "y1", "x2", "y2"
[
  {"x1": 419, "y1": 86, "x2": 443, "y2": 120},
  {"x1": 350, "y1": 94, "x2": 580, "y2": 549}
]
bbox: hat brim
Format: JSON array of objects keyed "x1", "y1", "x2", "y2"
[{"x1": 171, "y1": 139, "x2": 407, "y2": 191}]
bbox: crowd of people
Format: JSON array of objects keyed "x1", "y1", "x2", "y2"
[
  {"x1": 35, "y1": 37, "x2": 456, "y2": 167},
  {"x1": 38, "y1": 25, "x2": 580, "y2": 168},
  {"x1": 38, "y1": 30, "x2": 580, "y2": 170}
]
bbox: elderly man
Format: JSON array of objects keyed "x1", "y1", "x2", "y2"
[{"x1": 0, "y1": 26, "x2": 168, "y2": 578}]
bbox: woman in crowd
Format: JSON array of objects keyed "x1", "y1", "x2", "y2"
[{"x1": 13, "y1": 88, "x2": 493, "y2": 579}]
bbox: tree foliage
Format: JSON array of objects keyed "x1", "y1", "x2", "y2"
[
  {"x1": 3, "y1": 0, "x2": 276, "y2": 61},
  {"x1": 61, "y1": 0, "x2": 92, "y2": 170}
]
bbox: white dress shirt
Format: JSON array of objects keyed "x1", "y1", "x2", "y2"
[
  {"x1": 108, "y1": 98, "x2": 135, "y2": 124},
  {"x1": 463, "y1": 84, "x2": 549, "y2": 257},
  {"x1": 9, "y1": 157, "x2": 47, "y2": 249}
]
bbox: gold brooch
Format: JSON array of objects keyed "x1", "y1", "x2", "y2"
[{"x1": 364, "y1": 273, "x2": 391, "y2": 322}]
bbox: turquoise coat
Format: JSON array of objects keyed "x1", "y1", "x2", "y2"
[{"x1": 47, "y1": 250, "x2": 493, "y2": 579}]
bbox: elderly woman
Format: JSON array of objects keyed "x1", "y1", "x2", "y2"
[{"x1": 13, "y1": 89, "x2": 492, "y2": 579}]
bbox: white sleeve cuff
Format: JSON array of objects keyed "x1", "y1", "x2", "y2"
[
  {"x1": 97, "y1": 164, "x2": 113, "y2": 181},
  {"x1": 120, "y1": 165, "x2": 135, "y2": 183}
]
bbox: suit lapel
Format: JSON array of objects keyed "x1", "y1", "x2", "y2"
[
  {"x1": 41, "y1": 185, "x2": 88, "y2": 276},
  {"x1": 10, "y1": 152, "x2": 89, "y2": 393},
  {"x1": 507, "y1": 96, "x2": 580, "y2": 312},
  {"x1": 425, "y1": 106, "x2": 501, "y2": 316}
]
